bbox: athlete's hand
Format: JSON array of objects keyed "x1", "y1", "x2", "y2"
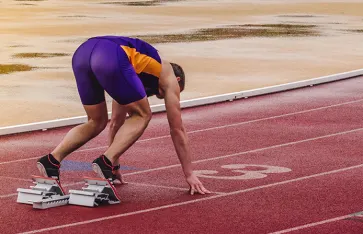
[
  {"x1": 186, "y1": 173, "x2": 211, "y2": 195},
  {"x1": 113, "y1": 170, "x2": 128, "y2": 185}
]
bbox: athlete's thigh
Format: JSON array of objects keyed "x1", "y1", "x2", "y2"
[
  {"x1": 72, "y1": 38, "x2": 105, "y2": 105},
  {"x1": 89, "y1": 39, "x2": 147, "y2": 106}
]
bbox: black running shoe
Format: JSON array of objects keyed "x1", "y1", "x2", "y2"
[
  {"x1": 37, "y1": 154, "x2": 61, "y2": 180},
  {"x1": 92, "y1": 155, "x2": 119, "y2": 181}
]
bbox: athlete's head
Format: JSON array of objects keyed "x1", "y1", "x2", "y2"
[
  {"x1": 170, "y1": 62, "x2": 185, "y2": 92},
  {"x1": 156, "y1": 62, "x2": 185, "y2": 99}
]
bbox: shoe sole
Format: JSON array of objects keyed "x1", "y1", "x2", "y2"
[
  {"x1": 37, "y1": 162, "x2": 49, "y2": 178},
  {"x1": 92, "y1": 163, "x2": 106, "y2": 179}
]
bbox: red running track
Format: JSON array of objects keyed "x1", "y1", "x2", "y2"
[{"x1": 1, "y1": 76, "x2": 363, "y2": 234}]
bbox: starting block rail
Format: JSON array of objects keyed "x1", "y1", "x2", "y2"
[{"x1": 16, "y1": 176, "x2": 121, "y2": 209}]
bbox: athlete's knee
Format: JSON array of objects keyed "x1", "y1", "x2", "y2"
[
  {"x1": 109, "y1": 116, "x2": 125, "y2": 132},
  {"x1": 129, "y1": 106, "x2": 152, "y2": 125},
  {"x1": 137, "y1": 108, "x2": 152, "y2": 124},
  {"x1": 88, "y1": 115, "x2": 108, "y2": 134},
  {"x1": 144, "y1": 111, "x2": 152, "y2": 125}
]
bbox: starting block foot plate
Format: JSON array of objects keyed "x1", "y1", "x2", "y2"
[{"x1": 69, "y1": 177, "x2": 121, "y2": 207}]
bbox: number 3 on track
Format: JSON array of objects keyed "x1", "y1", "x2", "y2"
[{"x1": 194, "y1": 164, "x2": 291, "y2": 180}]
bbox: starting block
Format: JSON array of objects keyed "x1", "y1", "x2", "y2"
[
  {"x1": 17, "y1": 176, "x2": 69, "y2": 209},
  {"x1": 69, "y1": 177, "x2": 121, "y2": 207},
  {"x1": 17, "y1": 176, "x2": 121, "y2": 209}
]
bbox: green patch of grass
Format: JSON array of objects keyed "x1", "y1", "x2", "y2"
[
  {"x1": 101, "y1": 0, "x2": 182, "y2": 6},
  {"x1": 0, "y1": 64, "x2": 33, "y2": 74},
  {"x1": 133, "y1": 24, "x2": 320, "y2": 44},
  {"x1": 13, "y1": 53, "x2": 70, "y2": 58}
]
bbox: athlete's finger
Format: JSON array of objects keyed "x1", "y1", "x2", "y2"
[
  {"x1": 200, "y1": 185, "x2": 211, "y2": 194},
  {"x1": 190, "y1": 186, "x2": 196, "y2": 195},
  {"x1": 196, "y1": 184, "x2": 205, "y2": 194},
  {"x1": 120, "y1": 177, "x2": 128, "y2": 184}
]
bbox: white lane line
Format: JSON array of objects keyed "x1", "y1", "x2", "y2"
[
  {"x1": 127, "y1": 182, "x2": 189, "y2": 192},
  {"x1": 2, "y1": 98, "x2": 363, "y2": 165},
  {"x1": 0, "y1": 157, "x2": 41, "y2": 165},
  {"x1": 128, "y1": 182, "x2": 226, "y2": 195},
  {"x1": 20, "y1": 163, "x2": 363, "y2": 234},
  {"x1": 0, "y1": 176, "x2": 31, "y2": 182},
  {"x1": 2, "y1": 126, "x2": 363, "y2": 200},
  {"x1": 123, "y1": 127, "x2": 363, "y2": 176},
  {"x1": 269, "y1": 215, "x2": 352, "y2": 233},
  {"x1": 0, "y1": 193, "x2": 17, "y2": 199}
]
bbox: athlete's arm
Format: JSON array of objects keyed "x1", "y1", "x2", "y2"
[{"x1": 160, "y1": 61, "x2": 210, "y2": 195}]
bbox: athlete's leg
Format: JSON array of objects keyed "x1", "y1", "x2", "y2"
[
  {"x1": 108, "y1": 100, "x2": 127, "y2": 146},
  {"x1": 104, "y1": 96, "x2": 151, "y2": 165},
  {"x1": 92, "y1": 97, "x2": 151, "y2": 181},
  {"x1": 107, "y1": 99, "x2": 140, "y2": 184},
  {"x1": 37, "y1": 39, "x2": 108, "y2": 179},
  {"x1": 89, "y1": 39, "x2": 152, "y2": 180},
  {"x1": 51, "y1": 102, "x2": 108, "y2": 162},
  {"x1": 52, "y1": 38, "x2": 109, "y2": 162}
]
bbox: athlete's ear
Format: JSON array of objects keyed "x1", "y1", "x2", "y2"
[{"x1": 176, "y1": 76, "x2": 181, "y2": 82}]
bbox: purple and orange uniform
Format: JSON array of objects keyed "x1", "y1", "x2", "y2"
[{"x1": 72, "y1": 36, "x2": 162, "y2": 105}]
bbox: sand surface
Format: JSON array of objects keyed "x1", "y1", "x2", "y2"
[{"x1": 0, "y1": 0, "x2": 362, "y2": 126}]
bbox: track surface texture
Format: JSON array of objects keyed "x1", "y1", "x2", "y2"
[{"x1": 1, "y1": 76, "x2": 363, "y2": 234}]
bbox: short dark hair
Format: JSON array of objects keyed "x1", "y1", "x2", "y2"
[{"x1": 170, "y1": 63, "x2": 185, "y2": 92}]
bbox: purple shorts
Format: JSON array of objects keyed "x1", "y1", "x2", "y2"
[{"x1": 72, "y1": 38, "x2": 146, "y2": 105}]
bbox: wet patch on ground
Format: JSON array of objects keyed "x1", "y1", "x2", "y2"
[
  {"x1": 133, "y1": 24, "x2": 320, "y2": 44},
  {"x1": 13, "y1": 53, "x2": 70, "y2": 58},
  {"x1": 278, "y1": 14, "x2": 320, "y2": 18},
  {"x1": 58, "y1": 24, "x2": 320, "y2": 45},
  {"x1": 0, "y1": 64, "x2": 34, "y2": 74},
  {"x1": 14, "y1": 0, "x2": 45, "y2": 2},
  {"x1": 100, "y1": 0, "x2": 182, "y2": 6},
  {"x1": 8, "y1": 45, "x2": 30, "y2": 48},
  {"x1": 58, "y1": 15, "x2": 106, "y2": 19},
  {"x1": 345, "y1": 29, "x2": 363, "y2": 33}
]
